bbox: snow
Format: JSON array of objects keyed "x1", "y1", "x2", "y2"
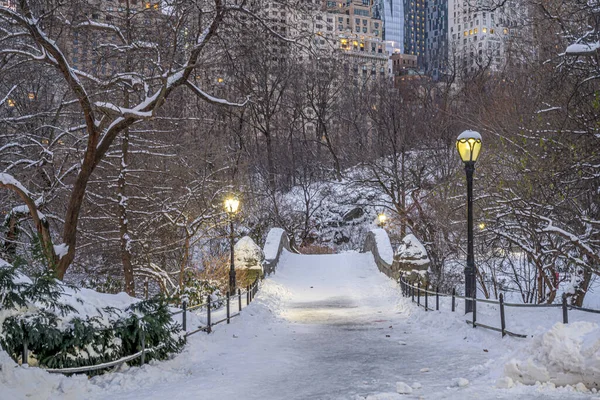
[
  {"x1": 234, "y1": 236, "x2": 264, "y2": 271},
  {"x1": 395, "y1": 381, "x2": 412, "y2": 394},
  {"x1": 453, "y1": 378, "x2": 469, "y2": 387},
  {"x1": 0, "y1": 172, "x2": 30, "y2": 195},
  {"x1": 395, "y1": 234, "x2": 429, "y2": 265},
  {"x1": 565, "y1": 42, "x2": 600, "y2": 55},
  {"x1": 457, "y1": 130, "x2": 482, "y2": 141},
  {"x1": 370, "y1": 229, "x2": 394, "y2": 265},
  {"x1": 504, "y1": 322, "x2": 600, "y2": 388},
  {"x1": 263, "y1": 227, "x2": 286, "y2": 262},
  {"x1": 53, "y1": 244, "x2": 69, "y2": 260},
  {"x1": 1, "y1": 252, "x2": 598, "y2": 399}
]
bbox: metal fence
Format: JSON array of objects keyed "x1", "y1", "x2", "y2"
[
  {"x1": 37, "y1": 278, "x2": 261, "y2": 375},
  {"x1": 399, "y1": 277, "x2": 600, "y2": 338}
]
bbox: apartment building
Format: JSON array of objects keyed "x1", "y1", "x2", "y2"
[{"x1": 447, "y1": 0, "x2": 524, "y2": 76}]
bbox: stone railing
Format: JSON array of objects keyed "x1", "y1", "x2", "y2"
[
  {"x1": 361, "y1": 228, "x2": 396, "y2": 279},
  {"x1": 361, "y1": 229, "x2": 430, "y2": 282},
  {"x1": 262, "y1": 228, "x2": 292, "y2": 275}
]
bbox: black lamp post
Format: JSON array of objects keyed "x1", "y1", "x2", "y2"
[
  {"x1": 456, "y1": 130, "x2": 482, "y2": 314},
  {"x1": 224, "y1": 197, "x2": 240, "y2": 294}
]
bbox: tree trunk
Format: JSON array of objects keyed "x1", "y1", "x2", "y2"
[{"x1": 118, "y1": 128, "x2": 135, "y2": 296}]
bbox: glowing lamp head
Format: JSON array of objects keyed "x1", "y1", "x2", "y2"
[
  {"x1": 456, "y1": 130, "x2": 482, "y2": 163},
  {"x1": 224, "y1": 198, "x2": 240, "y2": 214},
  {"x1": 377, "y1": 213, "x2": 387, "y2": 226}
]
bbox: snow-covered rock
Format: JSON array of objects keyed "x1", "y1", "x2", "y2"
[
  {"x1": 504, "y1": 322, "x2": 600, "y2": 388},
  {"x1": 395, "y1": 234, "x2": 429, "y2": 266}
]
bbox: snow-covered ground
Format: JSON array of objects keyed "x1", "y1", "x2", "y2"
[{"x1": 1, "y1": 251, "x2": 598, "y2": 399}]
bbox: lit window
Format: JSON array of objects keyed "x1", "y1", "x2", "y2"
[
  {"x1": 464, "y1": 31, "x2": 467, "y2": 36},
  {"x1": 7, "y1": 99, "x2": 15, "y2": 107},
  {"x1": 483, "y1": 27, "x2": 487, "y2": 33}
]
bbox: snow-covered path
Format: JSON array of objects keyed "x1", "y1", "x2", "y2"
[{"x1": 79, "y1": 251, "x2": 587, "y2": 400}]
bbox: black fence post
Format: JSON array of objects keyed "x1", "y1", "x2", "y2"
[
  {"x1": 562, "y1": 293, "x2": 569, "y2": 324},
  {"x1": 207, "y1": 294, "x2": 212, "y2": 334},
  {"x1": 451, "y1": 288, "x2": 456, "y2": 312},
  {"x1": 21, "y1": 322, "x2": 28, "y2": 366},
  {"x1": 182, "y1": 300, "x2": 187, "y2": 332},
  {"x1": 472, "y1": 296, "x2": 477, "y2": 328},
  {"x1": 247, "y1": 285, "x2": 250, "y2": 305},
  {"x1": 436, "y1": 286, "x2": 439, "y2": 311},
  {"x1": 411, "y1": 284, "x2": 414, "y2": 302},
  {"x1": 417, "y1": 282, "x2": 421, "y2": 306},
  {"x1": 238, "y1": 288, "x2": 242, "y2": 312},
  {"x1": 424, "y1": 285, "x2": 428, "y2": 311},
  {"x1": 499, "y1": 293, "x2": 506, "y2": 337},
  {"x1": 226, "y1": 291, "x2": 231, "y2": 324}
]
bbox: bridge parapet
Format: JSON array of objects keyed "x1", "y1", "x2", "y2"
[
  {"x1": 361, "y1": 228, "x2": 396, "y2": 278},
  {"x1": 263, "y1": 228, "x2": 292, "y2": 275},
  {"x1": 361, "y1": 229, "x2": 430, "y2": 283}
]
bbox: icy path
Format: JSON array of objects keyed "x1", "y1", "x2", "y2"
[{"x1": 84, "y1": 251, "x2": 586, "y2": 400}]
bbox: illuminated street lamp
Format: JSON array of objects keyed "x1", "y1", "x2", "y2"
[
  {"x1": 224, "y1": 197, "x2": 240, "y2": 293},
  {"x1": 456, "y1": 130, "x2": 482, "y2": 314},
  {"x1": 377, "y1": 213, "x2": 387, "y2": 228}
]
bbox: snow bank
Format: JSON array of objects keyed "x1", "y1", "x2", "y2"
[
  {"x1": 504, "y1": 322, "x2": 600, "y2": 388},
  {"x1": 370, "y1": 229, "x2": 394, "y2": 265}
]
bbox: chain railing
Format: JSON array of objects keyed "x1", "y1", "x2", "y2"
[
  {"x1": 31, "y1": 277, "x2": 262, "y2": 375},
  {"x1": 399, "y1": 276, "x2": 600, "y2": 339}
]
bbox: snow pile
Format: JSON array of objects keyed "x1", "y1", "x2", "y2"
[
  {"x1": 263, "y1": 227, "x2": 285, "y2": 262},
  {"x1": 370, "y1": 228, "x2": 394, "y2": 265},
  {"x1": 234, "y1": 236, "x2": 264, "y2": 271},
  {"x1": 504, "y1": 322, "x2": 600, "y2": 388}
]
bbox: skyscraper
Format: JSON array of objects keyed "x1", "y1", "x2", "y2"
[
  {"x1": 379, "y1": 0, "x2": 404, "y2": 54},
  {"x1": 403, "y1": 0, "x2": 426, "y2": 66}
]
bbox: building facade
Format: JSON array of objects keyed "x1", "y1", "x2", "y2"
[{"x1": 447, "y1": 0, "x2": 524, "y2": 76}]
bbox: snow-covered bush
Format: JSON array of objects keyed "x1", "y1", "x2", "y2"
[
  {"x1": 0, "y1": 260, "x2": 184, "y2": 372},
  {"x1": 169, "y1": 271, "x2": 223, "y2": 309},
  {"x1": 234, "y1": 236, "x2": 265, "y2": 271}
]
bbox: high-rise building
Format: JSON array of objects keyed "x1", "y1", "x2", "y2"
[
  {"x1": 377, "y1": 0, "x2": 404, "y2": 54},
  {"x1": 425, "y1": 0, "x2": 447, "y2": 80},
  {"x1": 447, "y1": 0, "x2": 525, "y2": 76},
  {"x1": 403, "y1": 0, "x2": 426, "y2": 66}
]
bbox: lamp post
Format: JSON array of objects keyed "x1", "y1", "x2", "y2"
[
  {"x1": 224, "y1": 197, "x2": 240, "y2": 294},
  {"x1": 377, "y1": 213, "x2": 387, "y2": 228},
  {"x1": 456, "y1": 130, "x2": 482, "y2": 314}
]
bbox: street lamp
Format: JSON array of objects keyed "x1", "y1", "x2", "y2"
[
  {"x1": 456, "y1": 130, "x2": 482, "y2": 314},
  {"x1": 224, "y1": 197, "x2": 240, "y2": 294},
  {"x1": 377, "y1": 213, "x2": 387, "y2": 227}
]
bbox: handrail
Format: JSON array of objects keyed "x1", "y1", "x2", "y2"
[
  {"x1": 398, "y1": 276, "x2": 600, "y2": 339},
  {"x1": 46, "y1": 344, "x2": 164, "y2": 374}
]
